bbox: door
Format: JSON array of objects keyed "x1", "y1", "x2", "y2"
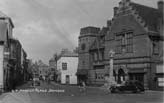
[
  {"x1": 66, "y1": 75, "x2": 70, "y2": 84},
  {"x1": 118, "y1": 69, "x2": 125, "y2": 84}
]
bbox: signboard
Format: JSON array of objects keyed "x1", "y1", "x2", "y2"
[
  {"x1": 0, "y1": 45, "x2": 4, "y2": 89},
  {"x1": 156, "y1": 65, "x2": 164, "y2": 73},
  {"x1": 158, "y1": 78, "x2": 164, "y2": 87}
]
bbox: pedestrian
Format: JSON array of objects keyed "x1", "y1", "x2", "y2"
[{"x1": 79, "y1": 81, "x2": 86, "y2": 93}]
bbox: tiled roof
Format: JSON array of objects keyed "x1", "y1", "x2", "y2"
[
  {"x1": 60, "y1": 51, "x2": 78, "y2": 57},
  {"x1": 130, "y1": 2, "x2": 162, "y2": 32}
]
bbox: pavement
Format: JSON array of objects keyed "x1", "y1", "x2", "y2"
[{"x1": 0, "y1": 81, "x2": 163, "y2": 103}]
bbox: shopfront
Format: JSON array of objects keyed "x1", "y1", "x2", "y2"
[{"x1": 155, "y1": 64, "x2": 164, "y2": 90}]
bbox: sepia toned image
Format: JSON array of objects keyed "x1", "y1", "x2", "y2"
[{"x1": 0, "y1": 0, "x2": 163, "y2": 103}]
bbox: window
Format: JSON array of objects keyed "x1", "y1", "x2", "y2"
[
  {"x1": 115, "y1": 32, "x2": 133, "y2": 54},
  {"x1": 94, "y1": 52, "x2": 98, "y2": 61},
  {"x1": 158, "y1": 78, "x2": 164, "y2": 87},
  {"x1": 153, "y1": 41, "x2": 159, "y2": 54},
  {"x1": 81, "y1": 43, "x2": 86, "y2": 50},
  {"x1": 100, "y1": 51, "x2": 104, "y2": 61},
  {"x1": 126, "y1": 32, "x2": 133, "y2": 53},
  {"x1": 62, "y1": 62, "x2": 67, "y2": 70},
  {"x1": 82, "y1": 61, "x2": 85, "y2": 65}
]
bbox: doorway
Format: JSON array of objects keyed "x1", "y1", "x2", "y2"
[
  {"x1": 66, "y1": 75, "x2": 70, "y2": 84},
  {"x1": 117, "y1": 69, "x2": 125, "y2": 84}
]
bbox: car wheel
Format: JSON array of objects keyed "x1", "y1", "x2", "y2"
[
  {"x1": 110, "y1": 87, "x2": 116, "y2": 93},
  {"x1": 133, "y1": 87, "x2": 140, "y2": 93}
]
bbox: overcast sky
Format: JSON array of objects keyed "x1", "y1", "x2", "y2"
[{"x1": 0, "y1": 0, "x2": 159, "y2": 64}]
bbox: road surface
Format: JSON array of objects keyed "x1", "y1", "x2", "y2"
[{"x1": 0, "y1": 81, "x2": 163, "y2": 103}]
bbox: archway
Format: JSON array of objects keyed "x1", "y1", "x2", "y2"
[{"x1": 117, "y1": 69, "x2": 125, "y2": 84}]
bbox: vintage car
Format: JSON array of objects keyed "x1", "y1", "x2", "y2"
[
  {"x1": 32, "y1": 77, "x2": 40, "y2": 86},
  {"x1": 110, "y1": 80, "x2": 145, "y2": 93}
]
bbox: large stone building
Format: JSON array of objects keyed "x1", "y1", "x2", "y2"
[{"x1": 77, "y1": 0, "x2": 164, "y2": 90}]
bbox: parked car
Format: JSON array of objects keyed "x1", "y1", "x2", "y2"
[
  {"x1": 110, "y1": 80, "x2": 145, "y2": 93},
  {"x1": 32, "y1": 77, "x2": 40, "y2": 86}
]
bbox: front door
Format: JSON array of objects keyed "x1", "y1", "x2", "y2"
[
  {"x1": 118, "y1": 69, "x2": 125, "y2": 84},
  {"x1": 66, "y1": 75, "x2": 70, "y2": 84}
]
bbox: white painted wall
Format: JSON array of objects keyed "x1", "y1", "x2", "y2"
[
  {"x1": 0, "y1": 45, "x2": 4, "y2": 89},
  {"x1": 57, "y1": 56, "x2": 78, "y2": 84}
]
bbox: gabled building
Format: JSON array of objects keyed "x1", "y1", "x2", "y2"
[
  {"x1": 0, "y1": 11, "x2": 14, "y2": 91},
  {"x1": 78, "y1": 0, "x2": 164, "y2": 90},
  {"x1": 57, "y1": 49, "x2": 78, "y2": 84}
]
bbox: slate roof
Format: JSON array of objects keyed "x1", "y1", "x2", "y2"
[{"x1": 130, "y1": 2, "x2": 163, "y2": 32}]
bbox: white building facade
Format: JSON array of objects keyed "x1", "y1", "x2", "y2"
[{"x1": 57, "y1": 51, "x2": 78, "y2": 84}]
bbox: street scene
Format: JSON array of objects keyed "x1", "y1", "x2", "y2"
[{"x1": 0, "y1": 0, "x2": 164, "y2": 103}]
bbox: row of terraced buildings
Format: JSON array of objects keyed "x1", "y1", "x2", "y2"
[{"x1": 0, "y1": 11, "x2": 29, "y2": 92}]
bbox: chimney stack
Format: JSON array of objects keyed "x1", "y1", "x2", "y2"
[
  {"x1": 107, "y1": 20, "x2": 112, "y2": 27},
  {"x1": 113, "y1": 7, "x2": 118, "y2": 16},
  {"x1": 158, "y1": 1, "x2": 164, "y2": 12}
]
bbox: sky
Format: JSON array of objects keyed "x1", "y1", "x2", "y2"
[{"x1": 0, "y1": 0, "x2": 159, "y2": 64}]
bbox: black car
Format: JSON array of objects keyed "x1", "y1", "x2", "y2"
[{"x1": 110, "y1": 80, "x2": 145, "y2": 93}]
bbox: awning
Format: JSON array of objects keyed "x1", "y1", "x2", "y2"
[{"x1": 76, "y1": 69, "x2": 88, "y2": 75}]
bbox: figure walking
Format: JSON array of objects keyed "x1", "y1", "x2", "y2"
[{"x1": 79, "y1": 81, "x2": 86, "y2": 93}]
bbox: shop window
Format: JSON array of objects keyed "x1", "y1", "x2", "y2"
[{"x1": 158, "y1": 78, "x2": 164, "y2": 87}]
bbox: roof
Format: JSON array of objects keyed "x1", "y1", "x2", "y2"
[
  {"x1": 80, "y1": 26, "x2": 100, "y2": 35},
  {"x1": 130, "y1": 2, "x2": 162, "y2": 32},
  {"x1": 58, "y1": 50, "x2": 78, "y2": 59},
  {"x1": 0, "y1": 11, "x2": 14, "y2": 28},
  {"x1": 61, "y1": 52, "x2": 78, "y2": 57}
]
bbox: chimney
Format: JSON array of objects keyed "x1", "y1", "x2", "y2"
[
  {"x1": 113, "y1": 7, "x2": 118, "y2": 16},
  {"x1": 158, "y1": 1, "x2": 164, "y2": 12},
  {"x1": 107, "y1": 20, "x2": 112, "y2": 27}
]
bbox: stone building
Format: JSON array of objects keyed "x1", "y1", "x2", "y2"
[
  {"x1": 37, "y1": 60, "x2": 49, "y2": 80},
  {"x1": 77, "y1": 27, "x2": 100, "y2": 83},
  {"x1": 0, "y1": 11, "x2": 28, "y2": 91},
  {"x1": 77, "y1": 0, "x2": 164, "y2": 90},
  {"x1": 49, "y1": 55, "x2": 57, "y2": 81},
  {"x1": 57, "y1": 49, "x2": 78, "y2": 84}
]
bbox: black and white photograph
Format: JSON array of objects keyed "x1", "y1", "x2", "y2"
[{"x1": 0, "y1": 0, "x2": 163, "y2": 103}]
